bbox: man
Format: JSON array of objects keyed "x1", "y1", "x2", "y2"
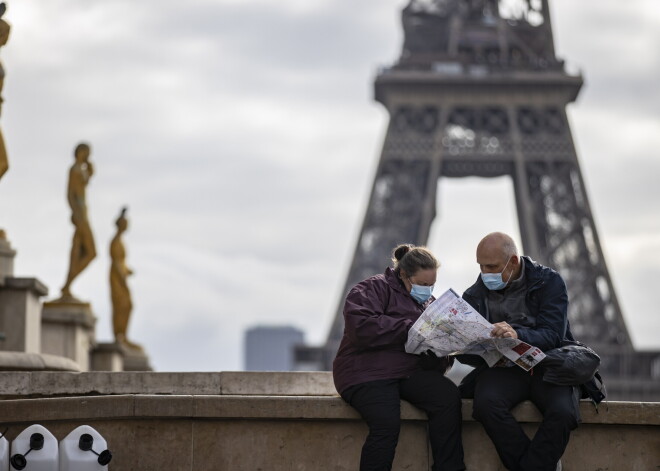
[{"x1": 459, "y1": 232, "x2": 577, "y2": 471}]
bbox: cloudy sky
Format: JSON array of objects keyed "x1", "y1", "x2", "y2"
[{"x1": 1, "y1": 1, "x2": 658, "y2": 371}]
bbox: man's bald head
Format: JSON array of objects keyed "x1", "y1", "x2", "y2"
[
  {"x1": 477, "y1": 232, "x2": 518, "y2": 260},
  {"x1": 476, "y1": 232, "x2": 522, "y2": 280}
]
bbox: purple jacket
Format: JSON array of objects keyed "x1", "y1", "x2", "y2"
[{"x1": 332, "y1": 267, "x2": 430, "y2": 394}]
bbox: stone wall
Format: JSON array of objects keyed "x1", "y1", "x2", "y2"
[{"x1": 0, "y1": 372, "x2": 657, "y2": 470}]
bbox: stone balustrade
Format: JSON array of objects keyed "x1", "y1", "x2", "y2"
[{"x1": 0, "y1": 372, "x2": 657, "y2": 470}]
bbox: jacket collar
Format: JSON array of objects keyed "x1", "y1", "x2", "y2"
[
  {"x1": 521, "y1": 255, "x2": 546, "y2": 287},
  {"x1": 385, "y1": 266, "x2": 409, "y2": 294}
]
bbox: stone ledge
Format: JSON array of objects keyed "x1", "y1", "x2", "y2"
[
  {"x1": 0, "y1": 395, "x2": 135, "y2": 423},
  {"x1": 0, "y1": 372, "x2": 657, "y2": 426},
  {"x1": 0, "y1": 371, "x2": 335, "y2": 397},
  {"x1": 0, "y1": 394, "x2": 656, "y2": 426},
  {"x1": 219, "y1": 371, "x2": 336, "y2": 395}
]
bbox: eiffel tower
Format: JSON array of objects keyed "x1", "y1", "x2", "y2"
[{"x1": 295, "y1": 0, "x2": 660, "y2": 400}]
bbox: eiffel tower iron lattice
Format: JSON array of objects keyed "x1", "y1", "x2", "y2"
[{"x1": 300, "y1": 0, "x2": 660, "y2": 400}]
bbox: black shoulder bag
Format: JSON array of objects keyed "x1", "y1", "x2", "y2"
[{"x1": 541, "y1": 340, "x2": 606, "y2": 408}]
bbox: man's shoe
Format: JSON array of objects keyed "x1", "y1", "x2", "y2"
[{"x1": 556, "y1": 459, "x2": 562, "y2": 471}]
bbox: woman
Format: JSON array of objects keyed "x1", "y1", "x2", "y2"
[
  {"x1": 110, "y1": 207, "x2": 142, "y2": 351},
  {"x1": 333, "y1": 244, "x2": 465, "y2": 471}
]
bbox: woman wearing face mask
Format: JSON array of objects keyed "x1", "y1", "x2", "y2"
[{"x1": 333, "y1": 244, "x2": 465, "y2": 471}]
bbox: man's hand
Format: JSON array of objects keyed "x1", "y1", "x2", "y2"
[{"x1": 491, "y1": 322, "x2": 518, "y2": 339}]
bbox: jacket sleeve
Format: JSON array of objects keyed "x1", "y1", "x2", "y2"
[
  {"x1": 343, "y1": 280, "x2": 412, "y2": 350},
  {"x1": 514, "y1": 272, "x2": 568, "y2": 351}
]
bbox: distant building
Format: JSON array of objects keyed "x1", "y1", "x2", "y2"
[{"x1": 244, "y1": 326, "x2": 305, "y2": 371}]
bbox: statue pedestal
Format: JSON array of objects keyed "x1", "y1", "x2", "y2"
[
  {"x1": 0, "y1": 235, "x2": 16, "y2": 285},
  {"x1": 91, "y1": 342, "x2": 124, "y2": 371},
  {"x1": 121, "y1": 345, "x2": 153, "y2": 371},
  {"x1": 41, "y1": 300, "x2": 96, "y2": 371},
  {"x1": 0, "y1": 278, "x2": 48, "y2": 353}
]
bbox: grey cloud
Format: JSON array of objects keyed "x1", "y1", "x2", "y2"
[{"x1": 1, "y1": 1, "x2": 658, "y2": 371}]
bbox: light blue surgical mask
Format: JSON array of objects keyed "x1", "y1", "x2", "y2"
[
  {"x1": 481, "y1": 257, "x2": 512, "y2": 291},
  {"x1": 410, "y1": 284, "x2": 434, "y2": 304}
]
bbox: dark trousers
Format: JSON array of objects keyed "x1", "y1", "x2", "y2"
[
  {"x1": 472, "y1": 367, "x2": 578, "y2": 471},
  {"x1": 341, "y1": 370, "x2": 465, "y2": 471}
]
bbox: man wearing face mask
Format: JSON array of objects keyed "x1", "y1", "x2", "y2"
[
  {"x1": 333, "y1": 243, "x2": 465, "y2": 471},
  {"x1": 458, "y1": 232, "x2": 578, "y2": 471}
]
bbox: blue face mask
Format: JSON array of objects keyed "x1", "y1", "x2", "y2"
[
  {"x1": 410, "y1": 284, "x2": 434, "y2": 304},
  {"x1": 481, "y1": 257, "x2": 512, "y2": 291}
]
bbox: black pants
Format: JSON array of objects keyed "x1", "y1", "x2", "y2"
[
  {"x1": 472, "y1": 367, "x2": 578, "y2": 471},
  {"x1": 341, "y1": 370, "x2": 465, "y2": 471}
]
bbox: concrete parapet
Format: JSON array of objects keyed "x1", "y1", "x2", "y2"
[
  {"x1": 0, "y1": 371, "x2": 337, "y2": 398},
  {"x1": 0, "y1": 372, "x2": 657, "y2": 469},
  {"x1": 0, "y1": 394, "x2": 656, "y2": 470},
  {"x1": 218, "y1": 370, "x2": 336, "y2": 395}
]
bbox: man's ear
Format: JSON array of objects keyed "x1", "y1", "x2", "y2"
[{"x1": 510, "y1": 255, "x2": 522, "y2": 275}]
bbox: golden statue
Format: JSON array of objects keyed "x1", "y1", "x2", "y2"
[
  {"x1": 0, "y1": 3, "x2": 10, "y2": 184},
  {"x1": 60, "y1": 142, "x2": 96, "y2": 300},
  {"x1": 110, "y1": 207, "x2": 141, "y2": 350},
  {"x1": 0, "y1": 4, "x2": 11, "y2": 240}
]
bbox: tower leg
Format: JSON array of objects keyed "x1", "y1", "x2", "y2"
[{"x1": 326, "y1": 109, "x2": 444, "y2": 356}]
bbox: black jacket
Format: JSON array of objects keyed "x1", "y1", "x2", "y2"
[
  {"x1": 459, "y1": 257, "x2": 604, "y2": 407},
  {"x1": 462, "y1": 256, "x2": 574, "y2": 355}
]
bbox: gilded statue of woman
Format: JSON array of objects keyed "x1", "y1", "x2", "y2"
[
  {"x1": 0, "y1": 3, "x2": 11, "y2": 182},
  {"x1": 110, "y1": 207, "x2": 141, "y2": 350},
  {"x1": 61, "y1": 142, "x2": 97, "y2": 300}
]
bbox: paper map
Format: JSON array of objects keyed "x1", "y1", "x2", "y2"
[{"x1": 405, "y1": 289, "x2": 545, "y2": 370}]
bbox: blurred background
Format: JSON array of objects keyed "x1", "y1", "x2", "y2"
[{"x1": 0, "y1": 0, "x2": 658, "y2": 371}]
